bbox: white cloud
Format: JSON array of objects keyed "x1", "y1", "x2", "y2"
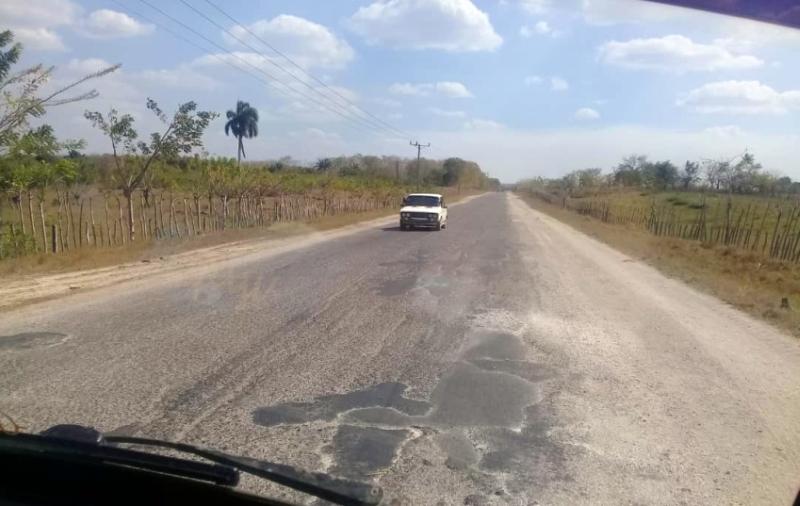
[
  {"x1": 464, "y1": 118, "x2": 505, "y2": 130},
  {"x1": 81, "y1": 9, "x2": 154, "y2": 39},
  {"x1": 389, "y1": 81, "x2": 473, "y2": 98},
  {"x1": 0, "y1": 0, "x2": 80, "y2": 51},
  {"x1": 574, "y1": 107, "x2": 600, "y2": 120},
  {"x1": 704, "y1": 125, "x2": 744, "y2": 138},
  {"x1": 193, "y1": 51, "x2": 360, "y2": 97},
  {"x1": 227, "y1": 15, "x2": 353, "y2": 69},
  {"x1": 534, "y1": 21, "x2": 552, "y2": 34},
  {"x1": 519, "y1": 0, "x2": 550, "y2": 14},
  {"x1": 0, "y1": 0, "x2": 79, "y2": 28},
  {"x1": 429, "y1": 107, "x2": 466, "y2": 118},
  {"x1": 370, "y1": 98, "x2": 402, "y2": 108},
  {"x1": 520, "y1": 20, "x2": 559, "y2": 38},
  {"x1": 349, "y1": 0, "x2": 502, "y2": 52},
  {"x1": 550, "y1": 76, "x2": 569, "y2": 91},
  {"x1": 138, "y1": 67, "x2": 219, "y2": 91},
  {"x1": 525, "y1": 75, "x2": 568, "y2": 91},
  {"x1": 598, "y1": 35, "x2": 763, "y2": 72},
  {"x1": 436, "y1": 81, "x2": 473, "y2": 98},
  {"x1": 677, "y1": 80, "x2": 800, "y2": 115},
  {"x1": 11, "y1": 27, "x2": 66, "y2": 51},
  {"x1": 389, "y1": 83, "x2": 429, "y2": 96}
]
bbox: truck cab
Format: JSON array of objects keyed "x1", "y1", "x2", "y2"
[{"x1": 399, "y1": 193, "x2": 447, "y2": 231}]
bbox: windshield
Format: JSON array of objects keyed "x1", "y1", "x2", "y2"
[
  {"x1": 1, "y1": 2, "x2": 799, "y2": 506},
  {"x1": 404, "y1": 195, "x2": 440, "y2": 207}
]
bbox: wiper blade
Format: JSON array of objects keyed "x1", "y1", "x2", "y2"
[
  {"x1": 16, "y1": 425, "x2": 381, "y2": 506},
  {"x1": 1, "y1": 431, "x2": 239, "y2": 486},
  {"x1": 106, "y1": 435, "x2": 382, "y2": 506}
]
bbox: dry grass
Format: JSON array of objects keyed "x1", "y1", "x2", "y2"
[
  {"x1": 569, "y1": 189, "x2": 800, "y2": 229},
  {"x1": 520, "y1": 194, "x2": 800, "y2": 337}
]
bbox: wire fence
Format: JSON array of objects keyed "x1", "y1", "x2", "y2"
[{"x1": 528, "y1": 190, "x2": 800, "y2": 263}]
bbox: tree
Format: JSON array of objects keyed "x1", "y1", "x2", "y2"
[
  {"x1": 731, "y1": 152, "x2": 762, "y2": 193},
  {"x1": 679, "y1": 161, "x2": 700, "y2": 189},
  {"x1": 85, "y1": 99, "x2": 217, "y2": 241},
  {"x1": 315, "y1": 158, "x2": 332, "y2": 172},
  {"x1": 0, "y1": 30, "x2": 22, "y2": 83},
  {"x1": 704, "y1": 159, "x2": 729, "y2": 191},
  {"x1": 0, "y1": 30, "x2": 119, "y2": 147},
  {"x1": 577, "y1": 168, "x2": 602, "y2": 189},
  {"x1": 613, "y1": 154, "x2": 648, "y2": 186},
  {"x1": 775, "y1": 176, "x2": 793, "y2": 195},
  {"x1": 650, "y1": 161, "x2": 678, "y2": 190},
  {"x1": 224, "y1": 100, "x2": 258, "y2": 166}
]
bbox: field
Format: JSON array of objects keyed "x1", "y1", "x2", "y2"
[
  {"x1": 532, "y1": 189, "x2": 800, "y2": 263},
  {"x1": 520, "y1": 190, "x2": 800, "y2": 336}
]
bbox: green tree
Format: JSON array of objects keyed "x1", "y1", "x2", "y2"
[
  {"x1": 649, "y1": 160, "x2": 678, "y2": 190},
  {"x1": 85, "y1": 98, "x2": 217, "y2": 241},
  {"x1": 0, "y1": 30, "x2": 22, "y2": 83},
  {"x1": 315, "y1": 158, "x2": 332, "y2": 172},
  {"x1": 224, "y1": 100, "x2": 258, "y2": 166}
]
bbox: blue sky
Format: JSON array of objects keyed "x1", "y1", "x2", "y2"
[{"x1": 3, "y1": 0, "x2": 800, "y2": 182}]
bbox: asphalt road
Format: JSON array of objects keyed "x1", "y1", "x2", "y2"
[{"x1": 1, "y1": 193, "x2": 799, "y2": 505}]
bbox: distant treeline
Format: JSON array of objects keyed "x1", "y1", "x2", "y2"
[{"x1": 519, "y1": 152, "x2": 799, "y2": 197}]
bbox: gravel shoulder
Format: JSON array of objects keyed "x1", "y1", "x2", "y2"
[{"x1": 507, "y1": 193, "x2": 800, "y2": 505}]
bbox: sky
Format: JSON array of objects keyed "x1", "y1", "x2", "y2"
[{"x1": 3, "y1": 0, "x2": 800, "y2": 182}]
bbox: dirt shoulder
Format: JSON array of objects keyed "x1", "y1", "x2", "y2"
[
  {"x1": 0, "y1": 192, "x2": 485, "y2": 311},
  {"x1": 517, "y1": 192, "x2": 800, "y2": 337},
  {"x1": 508, "y1": 193, "x2": 800, "y2": 505}
]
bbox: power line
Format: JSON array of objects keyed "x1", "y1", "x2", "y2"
[
  {"x1": 122, "y1": 0, "x2": 404, "y2": 140},
  {"x1": 200, "y1": 0, "x2": 413, "y2": 140},
  {"x1": 136, "y1": 0, "x2": 384, "y2": 136},
  {"x1": 176, "y1": 0, "x2": 406, "y2": 140}
]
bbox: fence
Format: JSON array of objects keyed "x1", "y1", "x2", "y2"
[
  {"x1": 0, "y1": 191, "x2": 403, "y2": 259},
  {"x1": 529, "y1": 190, "x2": 800, "y2": 263}
]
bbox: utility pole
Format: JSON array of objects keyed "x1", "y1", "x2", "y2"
[{"x1": 410, "y1": 141, "x2": 430, "y2": 188}]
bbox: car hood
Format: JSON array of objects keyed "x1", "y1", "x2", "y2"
[{"x1": 401, "y1": 206, "x2": 441, "y2": 213}]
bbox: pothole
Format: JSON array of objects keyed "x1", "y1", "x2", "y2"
[
  {"x1": 251, "y1": 331, "x2": 557, "y2": 484},
  {"x1": 0, "y1": 332, "x2": 69, "y2": 351}
]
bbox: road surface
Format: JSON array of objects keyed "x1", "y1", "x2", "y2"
[{"x1": 1, "y1": 193, "x2": 799, "y2": 505}]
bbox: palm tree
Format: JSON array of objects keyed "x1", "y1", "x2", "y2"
[{"x1": 224, "y1": 101, "x2": 258, "y2": 166}]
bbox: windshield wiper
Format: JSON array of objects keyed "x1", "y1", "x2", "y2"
[
  {"x1": 105, "y1": 435, "x2": 382, "y2": 506},
  {"x1": 3, "y1": 425, "x2": 382, "y2": 506}
]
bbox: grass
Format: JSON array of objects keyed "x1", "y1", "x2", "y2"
[
  {"x1": 519, "y1": 193, "x2": 800, "y2": 337},
  {"x1": 568, "y1": 189, "x2": 799, "y2": 229}
]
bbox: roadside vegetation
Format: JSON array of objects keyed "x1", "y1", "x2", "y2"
[
  {"x1": 518, "y1": 153, "x2": 800, "y2": 336},
  {"x1": 0, "y1": 30, "x2": 497, "y2": 272}
]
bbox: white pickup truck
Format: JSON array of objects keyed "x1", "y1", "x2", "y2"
[{"x1": 399, "y1": 193, "x2": 448, "y2": 231}]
